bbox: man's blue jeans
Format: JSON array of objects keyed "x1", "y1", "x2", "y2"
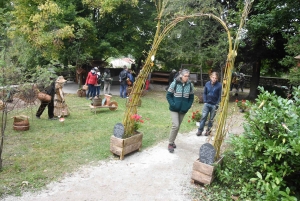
[
  {"x1": 198, "y1": 103, "x2": 217, "y2": 132},
  {"x1": 120, "y1": 83, "x2": 127, "y2": 98}
]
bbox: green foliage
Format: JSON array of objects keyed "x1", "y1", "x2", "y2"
[
  {"x1": 157, "y1": 0, "x2": 228, "y2": 71},
  {"x1": 215, "y1": 86, "x2": 300, "y2": 200},
  {"x1": 259, "y1": 85, "x2": 288, "y2": 98},
  {"x1": 288, "y1": 66, "x2": 300, "y2": 86},
  {"x1": 280, "y1": 22, "x2": 300, "y2": 69}
]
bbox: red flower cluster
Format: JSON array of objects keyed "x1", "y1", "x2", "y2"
[
  {"x1": 236, "y1": 99, "x2": 247, "y2": 110},
  {"x1": 188, "y1": 110, "x2": 201, "y2": 123},
  {"x1": 131, "y1": 114, "x2": 144, "y2": 131}
]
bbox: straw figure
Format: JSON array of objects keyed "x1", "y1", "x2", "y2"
[{"x1": 54, "y1": 76, "x2": 69, "y2": 117}]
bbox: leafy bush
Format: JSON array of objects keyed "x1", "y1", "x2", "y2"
[
  {"x1": 259, "y1": 85, "x2": 288, "y2": 98},
  {"x1": 216, "y1": 86, "x2": 300, "y2": 200}
]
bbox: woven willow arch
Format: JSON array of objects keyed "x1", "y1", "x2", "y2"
[{"x1": 122, "y1": 0, "x2": 253, "y2": 160}]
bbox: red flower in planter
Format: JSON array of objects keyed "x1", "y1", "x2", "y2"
[
  {"x1": 236, "y1": 99, "x2": 248, "y2": 111},
  {"x1": 131, "y1": 114, "x2": 145, "y2": 131},
  {"x1": 188, "y1": 110, "x2": 201, "y2": 122}
]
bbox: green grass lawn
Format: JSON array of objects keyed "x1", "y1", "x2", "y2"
[{"x1": 1, "y1": 91, "x2": 201, "y2": 197}]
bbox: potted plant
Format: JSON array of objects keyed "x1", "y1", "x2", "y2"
[
  {"x1": 236, "y1": 99, "x2": 247, "y2": 112},
  {"x1": 189, "y1": 110, "x2": 201, "y2": 126},
  {"x1": 110, "y1": 114, "x2": 145, "y2": 160}
]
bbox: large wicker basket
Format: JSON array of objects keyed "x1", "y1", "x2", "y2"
[
  {"x1": 13, "y1": 115, "x2": 30, "y2": 131},
  {"x1": 77, "y1": 89, "x2": 86, "y2": 97},
  {"x1": 82, "y1": 85, "x2": 88, "y2": 91},
  {"x1": 37, "y1": 92, "x2": 51, "y2": 102}
]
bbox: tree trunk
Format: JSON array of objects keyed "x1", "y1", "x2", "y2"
[
  {"x1": 247, "y1": 61, "x2": 261, "y2": 100},
  {"x1": 0, "y1": 110, "x2": 7, "y2": 170}
]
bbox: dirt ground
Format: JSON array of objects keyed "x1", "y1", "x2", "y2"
[{"x1": 2, "y1": 85, "x2": 248, "y2": 201}]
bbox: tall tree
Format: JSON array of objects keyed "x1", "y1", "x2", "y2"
[
  {"x1": 226, "y1": 0, "x2": 300, "y2": 99},
  {"x1": 150, "y1": 0, "x2": 229, "y2": 72},
  {"x1": 90, "y1": 0, "x2": 157, "y2": 64}
]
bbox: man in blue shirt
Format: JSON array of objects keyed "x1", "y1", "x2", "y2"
[{"x1": 196, "y1": 72, "x2": 222, "y2": 136}]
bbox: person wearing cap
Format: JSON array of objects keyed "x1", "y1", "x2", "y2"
[
  {"x1": 36, "y1": 76, "x2": 57, "y2": 120},
  {"x1": 54, "y1": 76, "x2": 69, "y2": 117},
  {"x1": 85, "y1": 68, "x2": 98, "y2": 99},
  {"x1": 119, "y1": 65, "x2": 128, "y2": 98}
]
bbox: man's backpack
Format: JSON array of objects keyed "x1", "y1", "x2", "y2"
[{"x1": 120, "y1": 70, "x2": 127, "y2": 81}]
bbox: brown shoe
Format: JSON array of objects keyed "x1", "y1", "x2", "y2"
[
  {"x1": 196, "y1": 130, "x2": 203, "y2": 136},
  {"x1": 204, "y1": 130, "x2": 211, "y2": 136},
  {"x1": 168, "y1": 144, "x2": 174, "y2": 153}
]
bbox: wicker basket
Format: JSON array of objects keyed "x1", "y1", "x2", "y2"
[
  {"x1": 13, "y1": 115, "x2": 30, "y2": 131},
  {"x1": 77, "y1": 89, "x2": 86, "y2": 97},
  {"x1": 81, "y1": 90, "x2": 86, "y2": 97},
  {"x1": 37, "y1": 92, "x2": 51, "y2": 102},
  {"x1": 93, "y1": 97, "x2": 102, "y2": 106},
  {"x1": 82, "y1": 85, "x2": 88, "y2": 91}
]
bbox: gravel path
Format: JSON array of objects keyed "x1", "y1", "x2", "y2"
[{"x1": 3, "y1": 129, "x2": 210, "y2": 201}]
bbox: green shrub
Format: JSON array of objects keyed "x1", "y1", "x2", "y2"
[
  {"x1": 216, "y1": 86, "x2": 300, "y2": 200},
  {"x1": 259, "y1": 85, "x2": 288, "y2": 98}
]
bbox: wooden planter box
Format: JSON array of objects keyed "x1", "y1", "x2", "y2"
[
  {"x1": 191, "y1": 156, "x2": 223, "y2": 185},
  {"x1": 110, "y1": 133, "x2": 143, "y2": 160}
]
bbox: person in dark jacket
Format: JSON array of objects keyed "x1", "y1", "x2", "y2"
[
  {"x1": 36, "y1": 77, "x2": 57, "y2": 120},
  {"x1": 103, "y1": 68, "x2": 113, "y2": 95},
  {"x1": 239, "y1": 73, "x2": 245, "y2": 92},
  {"x1": 119, "y1": 66, "x2": 128, "y2": 98},
  {"x1": 166, "y1": 69, "x2": 194, "y2": 153},
  {"x1": 196, "y1": 72, "x2": 222, "y2": 136}
]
